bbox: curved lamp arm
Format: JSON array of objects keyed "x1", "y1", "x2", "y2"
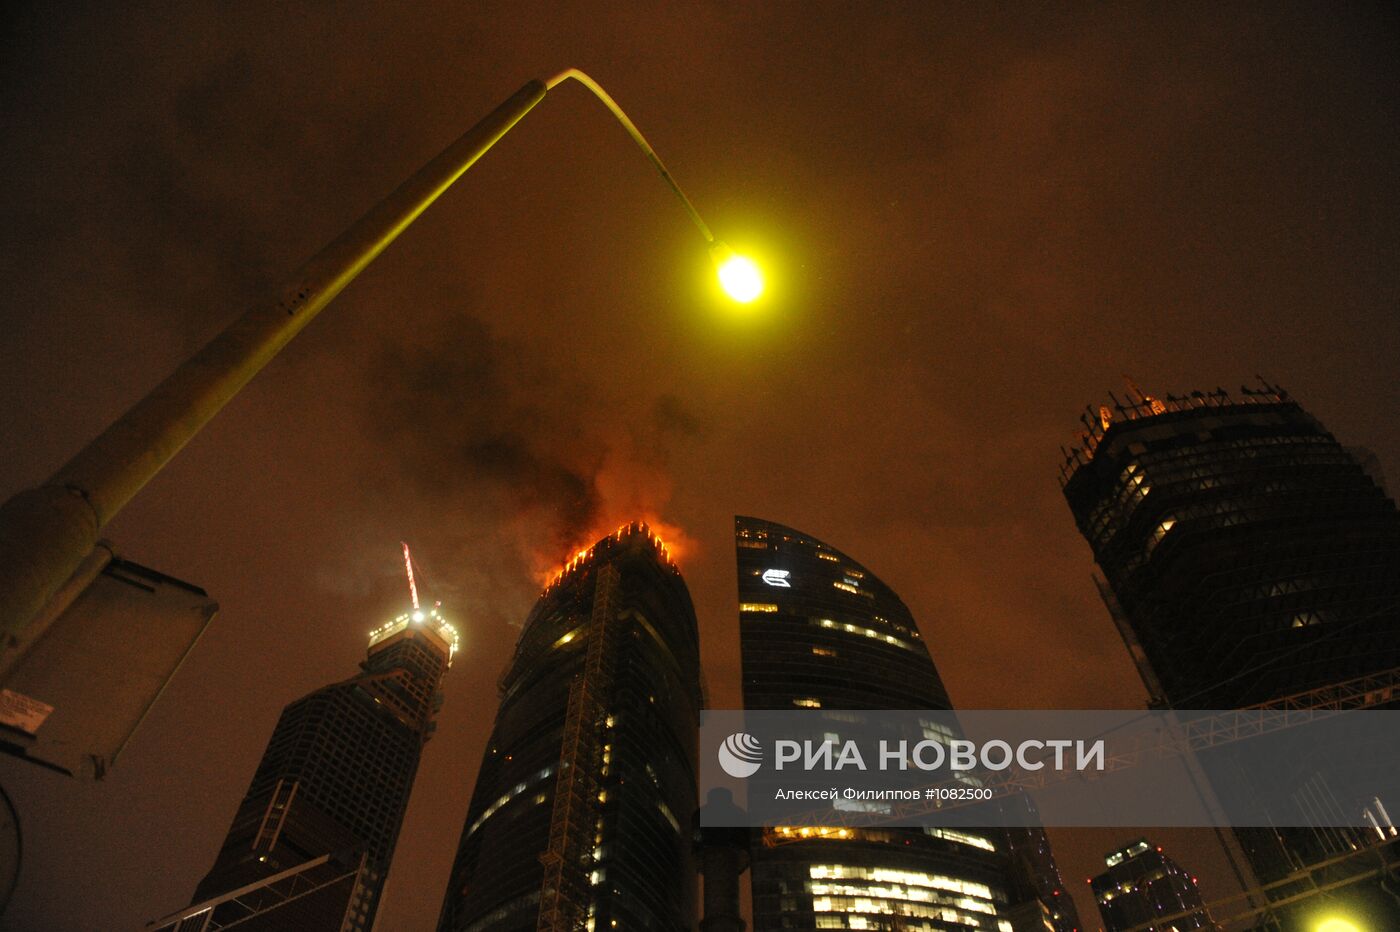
[
  {"x1": 546, "y1": 69, "x2": 715, "y2": 244},
  {"x1": 0, "y1": 70, "x2": 736, "y2": 648}
]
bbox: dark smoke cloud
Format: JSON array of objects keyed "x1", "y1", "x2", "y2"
[
  {"x1": 364, "y1": 307, "x2": 602, "y2": 548},
  {"x1": 358, "y1": 301, "x2": 705, "y2": 585},
  {"x1": 652, "y1": 392, "x2": 705, "y2": 440}
]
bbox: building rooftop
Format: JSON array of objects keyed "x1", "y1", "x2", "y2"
[
  {"x1": 1059, "y1": 377, "x2": 1292, "y2": 485},
  {"x1": 541, "y1": 520, "x2": 678, "y2": 594}
]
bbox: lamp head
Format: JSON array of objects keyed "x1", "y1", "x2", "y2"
[{"x1": 710, "y1": 241, "x2": 764, "y2": 303}]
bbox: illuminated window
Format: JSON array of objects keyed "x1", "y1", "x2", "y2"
[
  {"x1": 925, "y1": 827, "x2": 996, "y2": 852},
  {"x1": 809, "y1": 618, "x2": 912, "y2": 651},
  {"x1": 817, "y1": 552, "x2": 840, "y2": 562},
  {"x1": 919, "y1": 720, "x2": 954, "y2": 741},
  {"x1": 832, "y1": 580, "x2": 874, "y2": 599},
  {"x1": 772, "y1": 826, "x2": 854, "y2": 841},
  {"x1": 464, "y1": 765, "x2": 555, "y2": 837},
  {"x1": 812, "y1": 646, "x2": 837, "y2": 657},
  {"x1": 805, "y1": 863, "x2": 1002, "y2": 928},
  {"x1": 740, "y1": 603, "x2": 779, "y2": 613},
  {"x1": 793, "y1": 697, "x2": 822, "y2": 708},
  {"x1": 835, "y1": 798, "x2": 891, "y2": 814}
]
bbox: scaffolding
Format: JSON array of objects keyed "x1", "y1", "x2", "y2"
[{"x1": 537, "y1": 564, "x2": 621, "y2": 932}]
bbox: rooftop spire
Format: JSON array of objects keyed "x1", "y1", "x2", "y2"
[{"x1": 402, "y1": 541, "x2": 420, "y2": 611}]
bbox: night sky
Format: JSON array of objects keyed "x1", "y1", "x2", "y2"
[{"x1": 1, "y1": 3, "x2": 1397, "y2": 930}]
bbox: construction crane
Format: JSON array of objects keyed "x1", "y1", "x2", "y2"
[
  {"x1": 1121, "y1": 836, "x2": 1400, "y2": 932},
  {"x1": 763, "y1": 663, "x2": 1400, "y2": 844},
  {"x1": 537, "y1": 564, "x2": 621, "y2": 932},
  {"x1": 758, "y1": 665, "x2": 1400, "y2": 932}
]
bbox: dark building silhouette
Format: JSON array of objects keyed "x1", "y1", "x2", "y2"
[
  {"x1": 1005, "y1": 814, "x2": 1082, "y2": 932},
  {"x1": 1090, "y1": 839, "x2": 1215, "y2": 931},
  {"x1": 736, "y1": 516, "x2": 1079, "y2": 932},
  {"x1": 1060, "y1": 381, "x2": 1400, "y2": 709},
  {"x1": 1061, "y1": 382, "x2": 1400, "y2": 930},
  {"x1": 170, "y1": 604, "x2": 457, "y2": 931},
  {"x1": 437, "y1": 522, "x2": 703, "y2": 932}
]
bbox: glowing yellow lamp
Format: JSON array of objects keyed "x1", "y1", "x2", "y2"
[
  {"x1": 1316, "y1": 918, "x2": 1363, "y2": 932},
  {"x1": 710, "y1": 242, "x2": 764, "y2": 303}
]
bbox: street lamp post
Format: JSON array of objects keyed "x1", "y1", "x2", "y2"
[{"x1": 0, "y1": 70, "x2": 763, "y2": 651}]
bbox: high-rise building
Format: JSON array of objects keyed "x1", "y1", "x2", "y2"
[
  {"x1": 165, "y1": 601, "x2": 457, "y2": 931},
  {"x1": 437, "y1": 522, "x2": 703, "y2": 932},
  {"x1": 1090, "y1": 839, "x2": 1215, "y2": 931},
  {"x1": 1060, "y1": 382, "x2": 1400, "y2": 929},
  {"x1": 736, "y1": 516, "x2": 1079, "y2": 932},
  {"x1": 1004, "y1": 818, "x2": 1082, "y2": 932},
  {"x1": 1059, "y1": 382, "x2": 1400, "y2": 709}
]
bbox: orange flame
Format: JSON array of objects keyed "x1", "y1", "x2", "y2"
[{"x1": 532, "y1": 516, "x2": 697, "y2": 590}]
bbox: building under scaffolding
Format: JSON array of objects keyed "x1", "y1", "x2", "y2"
[{"x1": 436, "y1": 523, "x2": 702, "y2": 932}]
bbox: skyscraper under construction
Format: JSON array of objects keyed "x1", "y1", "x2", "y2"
[
  {"x1": 1060, "y1": 381, "x2": 1400, "y2": 930},
  {"x1": 1060, "y1": 380, "x2": 1400, "y2": 709},
  {"x1": 436, "y1": 522, "x2": 703, "y2": 932},
  {"x1": 153, "y1": 573, "x2": 458, "y2": 932},
  {"x1": 736, "y1": 515, "x2": 1079, "y2": 932}
]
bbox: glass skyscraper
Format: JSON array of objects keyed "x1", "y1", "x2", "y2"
[
  {"x1": 174, "y1": 604, "x2": 458, "y2": 931},
  {"x1": 1060, "y1": 382, "x2": 1400, "y2": 709},
  {"x1": 437, "y1": 522, "x2": 703, "y2": 932},
  {"x1": 1090, "y1": 839, "x2": 1215, "y2": 931},
  {"x1": 736, "y1": 516, "x2": 1078, "y2": 932},
  {"x1": 1061, "y1": 383, "x2": 1400, "y2": 930}
]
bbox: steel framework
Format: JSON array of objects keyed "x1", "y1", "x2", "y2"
[{"x1": 537, "y1": 564, "x2": 620, "y2": 932}]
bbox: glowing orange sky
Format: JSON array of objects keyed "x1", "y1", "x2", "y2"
[{"x1": 0, "y1": 4, "x2": 1396, "y2": 929}]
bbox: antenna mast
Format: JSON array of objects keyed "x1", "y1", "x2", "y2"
[{"x1": 402, "y1": 542, "x2": 420, "y2": 611}]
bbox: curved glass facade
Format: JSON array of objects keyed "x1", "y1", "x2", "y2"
[
  {"x1": 1060, "y1": 387, "x2": 1400, "y2": 708},
  {"x1": 737, "y1": 516, "x2": 949, "y2": 712},
  {"x1": 736, "y1": 516, "x2": 1076, "y2": 932},
  {"x1": 1061, "y1": 386, "x2": 1400, "y2": 928},
  {"x1": 437, "y1": 523, "x2": 702, "y2": 932}
]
